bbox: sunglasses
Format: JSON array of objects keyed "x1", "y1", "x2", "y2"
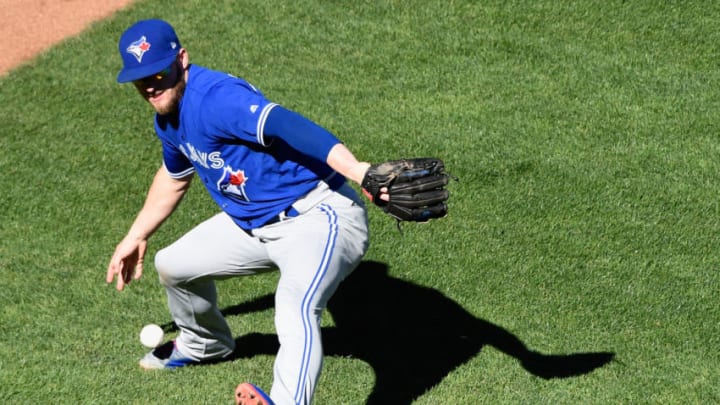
[{"x1": 133, "y1": 62, "x2": 177, "y2": 87}]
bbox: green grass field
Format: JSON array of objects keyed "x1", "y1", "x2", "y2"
[{"x1": 1, "y1": 0, "x2": 719, "y2": 403}]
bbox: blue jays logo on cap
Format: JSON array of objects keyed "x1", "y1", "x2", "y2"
[
  {"x1": 117, "y1": 19, "x2": 182, "y2": 83},
  {"x1": 126, "y1": 36, "x2": 151, "y2": 63}
]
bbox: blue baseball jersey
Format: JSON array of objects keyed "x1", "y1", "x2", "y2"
[{"x1": 155, "y1": 65, "x2": 344, "y2": 230}]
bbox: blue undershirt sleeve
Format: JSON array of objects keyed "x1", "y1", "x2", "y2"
[{"x1": 263, "y1": 105, "x2": 341, "y2": 163}]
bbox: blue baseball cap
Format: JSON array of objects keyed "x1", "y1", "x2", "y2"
[{"x1": 117, "y1": 19, "x2": 181, "y2": 83}]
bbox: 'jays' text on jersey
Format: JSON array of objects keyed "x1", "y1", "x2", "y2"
[{"x1": 154, "y1": 65, "x2": 343, "y2": 230}]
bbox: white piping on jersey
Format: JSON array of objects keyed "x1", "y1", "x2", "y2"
[
  {"x1": 256, "y1": 102, "x2": 279, "y2": 146},
  {"x1": 164, "y1": 162, "x2": 195, "y2": 179}
]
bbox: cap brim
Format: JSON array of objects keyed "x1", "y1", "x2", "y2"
[{"x1": 117, "y1": 53, "x2": 177, "y2": 83}]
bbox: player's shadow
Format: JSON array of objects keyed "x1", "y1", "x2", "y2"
[{"x1": 221, "y1": 261, "x2": 615, "y2": 404}]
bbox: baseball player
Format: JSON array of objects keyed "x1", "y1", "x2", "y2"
[{"x1": 107, "y1": 19, "x2": 449, "y2": 405}]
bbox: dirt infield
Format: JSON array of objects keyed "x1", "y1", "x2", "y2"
[{"x1": 0, "y1": 0, "x2": 134, "y2": 76}]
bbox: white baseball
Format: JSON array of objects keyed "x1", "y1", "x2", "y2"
[{"x1": 139, "y1": 324, "x2": 164, "y2": 348}]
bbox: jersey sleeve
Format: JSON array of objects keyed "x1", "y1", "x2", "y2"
[
  {"x1": 161, "y1": 139, "x2": 195, "y2": 179},
  {"x1": 202, "y1": 81, "x2": 276, "y2": 146}
]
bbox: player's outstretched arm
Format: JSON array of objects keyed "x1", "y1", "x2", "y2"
[
  {"x1": 326, "y1": 143, "x2": 370, "y2": 185},
  {"x1": 326, "y1": 143, "x2": 389, "y2": 201},
  {"x1": 326, "y1": 143, "x2": 393, "y2": 203},
  {"x1": 106, "y1": 166, "x2": 192, "y2": 291}
]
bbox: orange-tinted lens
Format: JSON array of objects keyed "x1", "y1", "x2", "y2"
[{"x1": 153, "y1": 66, "x2": 172, "y2": 80}]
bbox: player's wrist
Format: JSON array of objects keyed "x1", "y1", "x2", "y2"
[
  {"x1": 352, "y1": 162, "x2": 371, "y2": 185},
  {"x1": 125, "y1": 227, "x2": 150, "y2": 243}
]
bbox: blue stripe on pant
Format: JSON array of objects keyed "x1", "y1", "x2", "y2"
[{"x1": 293, "y1": 205, "x2": 338, "y2": 404}]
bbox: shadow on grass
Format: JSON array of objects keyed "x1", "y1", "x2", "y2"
[{"x1": 181, "y1": 261, "x2": 614, "y2": 404}]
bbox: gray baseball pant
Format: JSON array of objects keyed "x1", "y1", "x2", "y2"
[{"x1": 153, "y1": 182, "x2": 369, "y2": 405}]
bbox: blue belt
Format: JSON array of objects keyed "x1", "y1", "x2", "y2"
[{"x1": 264, "y1": 205, "x2": 300, "y2": 226}]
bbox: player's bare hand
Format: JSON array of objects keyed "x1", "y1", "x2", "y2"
[{"x1": 106, "y1": 237, "x2": 147, "y2": 291}]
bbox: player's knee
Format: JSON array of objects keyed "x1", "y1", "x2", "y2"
[{"x1": 154, "y1": 247, "x2": 182, "y2": 287}]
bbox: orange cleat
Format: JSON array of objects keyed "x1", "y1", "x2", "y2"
[{"x1": 235, "y1": 382, "x2": 274, "y2": 405}]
